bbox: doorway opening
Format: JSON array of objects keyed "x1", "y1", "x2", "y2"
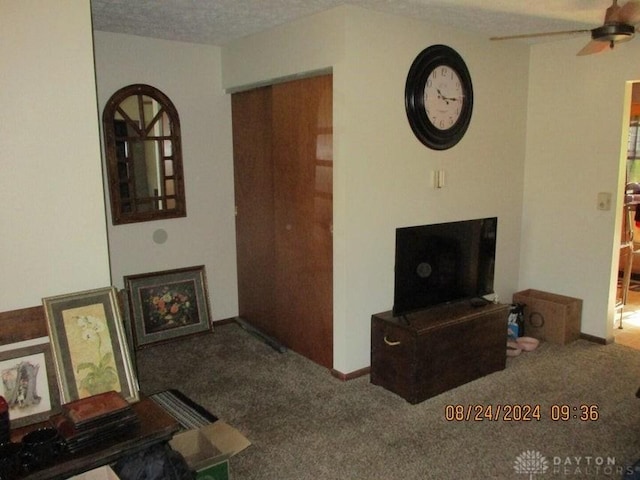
[{"x1": 615, "y1": 82, "x2": 640, "y2": 349}]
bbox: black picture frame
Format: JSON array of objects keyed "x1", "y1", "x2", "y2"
[{"x1": 405, "y1": 44, "x2": 474, "y2": 150}]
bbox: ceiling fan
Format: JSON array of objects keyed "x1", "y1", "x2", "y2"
[{"x1": 490, "y1": 0, "x2": 640, "y2": 55}]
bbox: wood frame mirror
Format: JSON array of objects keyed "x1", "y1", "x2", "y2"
[{"x1": 103, "y1": 84, "x2": 186, "y2": 225}]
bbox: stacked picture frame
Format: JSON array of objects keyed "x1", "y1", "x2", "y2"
[{"x1": 0, "y1": 265, "x2": 212, "y2": 429}]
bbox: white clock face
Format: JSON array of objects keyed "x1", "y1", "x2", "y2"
[{"x1": 423, "y1": 65, "x2": 464, "y2": 130}]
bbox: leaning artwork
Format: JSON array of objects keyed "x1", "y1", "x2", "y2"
[
  {"x1": 0, "y1": 343, "x2": 60, "y2": 428},
  {"x1": 42, "y1": 287, "x2": 139, "y2": 403},
  {"x1": 139, "y1": 281, "x2": 200, "y2": 334},
  {"x1": 61, "y1": 303, "x2": 122, "y2": 398},
  {"x1": 124, "y1": 265, "x2": 212, "y2": 349}
]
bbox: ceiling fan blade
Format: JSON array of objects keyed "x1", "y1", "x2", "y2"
[
  {"x1": 616, "y1": 1, "x2": 640, "y2": 24},
  {"x1": 577, "y1": 39, "x2": 611, "y2": 55},
  {"x1": 490, "y1": 29, "x2": 590, "y2": 41}
]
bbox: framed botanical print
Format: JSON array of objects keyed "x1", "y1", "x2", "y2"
[
  {"x1": 0, "y1": 342, "x2": 60, "y2": 428},
  {"x1": 124, "y1": 266, "x2": 212, "y2": 349},
  {"x1": 42, "y1": 287, "x2": 139, "y2": 403}
]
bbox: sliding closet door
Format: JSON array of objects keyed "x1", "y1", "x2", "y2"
[
  {"x1": 232, "y1": 87, "x2": 276, "y2": 334},
  {"x1": 232, "y1": 74, "x2": 333, "y2": 368},
  {"x1": 272, "y1": 75, "x2": 333, "y2": 368}
]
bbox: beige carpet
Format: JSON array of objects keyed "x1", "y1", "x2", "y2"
[{"x1": 136, "y1": 322, "x2": 640, "y2": 480}]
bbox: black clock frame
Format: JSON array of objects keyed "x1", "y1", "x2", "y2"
[{"x1": 405, "y1": 44, "x2": 473, "y2": 150}]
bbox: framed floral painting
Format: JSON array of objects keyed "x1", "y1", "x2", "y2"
[
  {"x1": 0, "y1": 342, "x2": 61, "y2": 428},
  {"x1": 124, "y1": 265, "x2": 212, "y2": 349},
  {"x1": 42, "y1": 287, "x2": 139, "y2": 403}
]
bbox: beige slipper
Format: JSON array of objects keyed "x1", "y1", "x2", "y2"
[
  {"x1": 507, "y1": 340, "x2": 522, "y2": 357},
  {"x1": 516, "y1": 336, "x2": 540, "y2": 352}
]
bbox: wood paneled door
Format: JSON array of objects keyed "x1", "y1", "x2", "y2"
[{"x1": 232, "y1": 74, "x2": 333, "y2": 368}]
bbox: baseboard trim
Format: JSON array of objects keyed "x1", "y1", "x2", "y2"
[
  {"x1": 212, "y1": 317, "x2": 237, "y2": 326},
  {"x1": 330, "y1": 366, "x2": 370, "y2": 381},
  {"x1": 579, "y1": 332, "x2": 610, "y2": 345}
]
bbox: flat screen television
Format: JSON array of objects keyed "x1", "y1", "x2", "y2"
[{"x1": 392, "y1": 217, "x2": 497, "y2": 316}]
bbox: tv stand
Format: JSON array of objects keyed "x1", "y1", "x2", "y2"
[
  {"x1": 370, "y1": 301, "x2": 509, "y2": 404},
  {"x1": 469, "y1": 296, "x2": 491, "y2": 307}
]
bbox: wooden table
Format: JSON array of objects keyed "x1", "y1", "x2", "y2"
[{"x1": 10, "y1": 395, "x2": 180, "y2": 480}]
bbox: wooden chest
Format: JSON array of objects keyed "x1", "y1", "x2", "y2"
[{"x1": 370, "y1": 301, "x2": 509, "y2": 404}]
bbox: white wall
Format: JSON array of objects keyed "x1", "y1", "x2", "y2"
[
  {"x1": 93, "y1": 32, "x2": 238, "y2": 321},
  {"x1": 8, "y1": 1, "x2": 621, "y2": 375},
  {"x1": 523, "y1": 37, "x2": 640, "y2": 341},
  {"x1": 0, "y1": 0, "x2": 110, "y2": 309},
  {"x1": 223, "y1": 6, "x2": 530, "y2": 374}
]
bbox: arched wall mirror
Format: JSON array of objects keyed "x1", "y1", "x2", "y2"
[{"x1": 103, "y1": 84, "x2": 186, "y2": 225}]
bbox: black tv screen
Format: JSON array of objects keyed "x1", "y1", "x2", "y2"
[{"x1": 392, "y1": 217, "x2": 497, "y2": 316}]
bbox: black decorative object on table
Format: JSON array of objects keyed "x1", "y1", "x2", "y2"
[
  {"x1": 0, "y1": 397, "x2": 9, "y2": 444},
  {"x1": 0, "y1": 441, "x2": 22, "y2": 480},
  {"x1": 20, "y1": 427, "x2": 67, "y2": 473}
]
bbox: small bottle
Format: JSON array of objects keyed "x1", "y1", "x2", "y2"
[
  {"x1": 514, "y1": 303, "x2": 526, "y2": 338},
  {"x1": 0, "y1": 396, "x2": 10, "y2": 443}
]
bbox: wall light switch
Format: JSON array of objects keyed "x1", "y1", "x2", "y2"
[{"x1": 597, "y1": 192, "x2": 611, "y2": 211}]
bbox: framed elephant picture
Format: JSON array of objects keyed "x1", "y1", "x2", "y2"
[{"x1": 0, "y1": 341, "x2": 60, "y2": 428}]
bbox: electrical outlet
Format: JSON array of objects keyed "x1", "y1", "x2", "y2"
[{"x1": 597, "y1": 192, "x2": 611, "y2": 211}]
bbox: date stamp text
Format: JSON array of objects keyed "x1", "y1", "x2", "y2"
[{"x1": 444, "y1": 404, "x2": 599, "y2": 422}]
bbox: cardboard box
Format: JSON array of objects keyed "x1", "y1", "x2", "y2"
[
  {"x1": 195, "y1": 461, "x2": 229, "y2": 480},
  {"x1": 512, "y1": 289, "x2": 582, "y2": 345},
  {"x1": 170, "y1": 421, "x2": 251, "y2": 480},
  {"x1": 68, "y1": 465, "x2": 120, "y2": 480}
]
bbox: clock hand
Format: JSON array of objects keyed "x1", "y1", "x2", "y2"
[
  {"x1": 436, "y1": 89, "x2": 451, "y2": 105},
  {"x1": 436, "y1": 89, "x2": 463, "y2": 104}
]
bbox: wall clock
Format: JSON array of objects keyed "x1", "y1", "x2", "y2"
[{"x1": 405, "y1": 44, "x2": 473, "y2": 150}]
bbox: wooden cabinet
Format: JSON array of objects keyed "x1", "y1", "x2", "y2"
[
  {"x1": 370, "y1": 301, "x2": 509, "y2": 404},
  {"x1": 232, "y1": 74, "x2": 333, "y2": 368}
]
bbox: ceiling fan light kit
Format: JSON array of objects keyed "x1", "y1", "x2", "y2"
[{"x1": 591, "y1": 23, "x2": 635, "y2": 43}]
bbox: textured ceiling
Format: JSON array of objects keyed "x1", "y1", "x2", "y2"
[{"x1": 91, "y1": 0, "x2": 620, "y2": 46}]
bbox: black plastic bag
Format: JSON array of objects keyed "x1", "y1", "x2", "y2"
[{"x1": 112, "y1": 442, "x2": 194, "y2": 480}]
